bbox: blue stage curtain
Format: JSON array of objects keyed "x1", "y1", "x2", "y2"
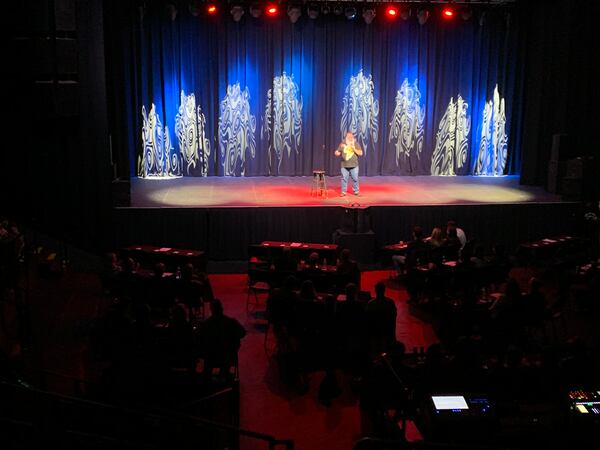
[{"x1": 106, "y1": 2, "x2": 525, "y2": 178}]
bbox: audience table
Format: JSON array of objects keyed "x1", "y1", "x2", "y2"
[
  {"x1": 249, "y1": 241, "x2": 339, "y2": 264},
  {"x1": 123, "y1": 245, "x2": 206, "y2": 272}
]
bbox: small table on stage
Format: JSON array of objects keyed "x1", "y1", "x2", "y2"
[{"x1": 123, "y1": 245, "x2": 206, "y2": 272}]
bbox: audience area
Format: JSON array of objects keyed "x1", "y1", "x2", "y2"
[{"x1": 2, "y1": 214, "x2": 600, "y2": 450}]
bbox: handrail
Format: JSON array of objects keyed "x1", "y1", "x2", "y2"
[
  {"x1": 178, "y1": 386, "x2": 236, "y2": 409},
  {"x1": 1, "y1": 380, "x2": 294, "y2": 450}
]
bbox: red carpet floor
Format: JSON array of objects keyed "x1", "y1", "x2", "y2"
[
  {"x1": 22, "y1": 267, "x2": 436, "y2": 450},
  {"x1": 211, "y1": 270, "x2": 437, "y2": 450}
]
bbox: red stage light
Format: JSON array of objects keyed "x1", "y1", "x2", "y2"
[
  {"x1": 386, "y1": 6, "x2": 398, "y2": 18},
  {"x1": 266, "y1": 4, "x2": 278, "y2": 16},
  {"x1": 442, "y1": 8, "x2": 455, "y2": 19},
  {"x1": 207, "y1": 4, "x2": 217, "y2": 14}
]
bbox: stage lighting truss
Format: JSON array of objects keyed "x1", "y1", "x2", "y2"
[
  {"x1": 230, "y1": 4, "x2": 244, "y2": 22},
  {"x1": 307, "y1": 3, "x2": 320, "y2": 19},
  {"x1": 288, "y1": 4, "x2": 302, "y2": 23},
  {"x1": 249, "y1": 4, "x2": 263, "y2": 18},
  {"x1": 362, "y1": 7, "x2": 376, "y2": 25},
  {"x1": 200, "y1": 1, "x2": 515, "y2": 25}
]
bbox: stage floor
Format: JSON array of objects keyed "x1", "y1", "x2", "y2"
[{"x1": 130, "y1": 175, "x2": 561, "y2": 208}]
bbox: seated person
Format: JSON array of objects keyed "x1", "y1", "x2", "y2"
[
  {"x1": 447, "y1": 220, "x2": 467, "y2": 249},
  {"x1": 147, "y1": 262, "x2": 174, "y2": 310},
  {"x1": 305, "y1": 251, "x2": 320, "y2": 269},
  {"x1": 393, "y1": 225, "x2": 430, "y2": 271},
  {"x1": 299, "y1": 279, "x2": 318, "y2": 301},
  {"x1": 441, "y1": 227, "x2": 461, "y2": 261},
  {"x1": 366, "y1": 282, "x2": 397, "y2": 356},
  {"x1": 114, "y1": 257, "x2": 143, "y2": 301},
  {"x1": 100, "y1": 252, "x2": 122, "y2": 293},
  {"x1": 429, "y1": 227, "x2": 444, "y2": 248},
  {"x1": 165, "y1": 304, "x2": 196, "y2": 370},
  {"x1": 272, "y1": 246, "x2": 297, "y2": 273},
  {"x1": 176, "y1": 264, "x2": 203, "y2": 309},
  {"x1": 198, "y1": 299, "x2": 246, "y2": 379},
  {"x1": 337, "y1": 248, "x2": 360, "y2": 288},
  {"x1": 470, "y1": 245, "x2": 488, "y2": 268}
]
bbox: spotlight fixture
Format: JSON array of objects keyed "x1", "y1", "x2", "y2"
[
  {"x1": 400, "y1": 7, "x2": 411, "y2": 21},
  {"x1": 333, "y1": 5, "x2": 344, "y2": 16},
  {"x1": 460, "y1": 7, "x2": 473, "y2": 21},
  {"x1": 362, "y1": 7, "x2": 376, "y2": 25},
  {"x1": 265, "y1": 4, "x2": 279, "y2": 16},
  {"x1": 230, "y1": 5, "x2": 244, "y2": 22},
  {"x1": 345, "y1": 6, "x2": 357, "y2": 20},
  {"x1": 165, "y1": 3, "x2": 177, "y2": 21},
  {"x1": 321, "y1": 4, "x2": 330, "y2": 15},
  {"x1": 249, "y1": 4, "x2": 262, "y2": 18},
  {"x1": 385, "y1": 5, "x2": 399, "y2": 19},
  {"x1": 307, "y1": 3, "x2": 319, "y2": 20},
  {"x1": 442, "y1": 7, "x2": 455, "y2": 20},
  {"x1": 288, "y1": 5, "x2": 302, "y2": 23},
  {"x1": 206, "y1": 4, "x2": 217, "y2": 15},
  {"x1": 188, "y1": 0, "x2": 201, "y2": 17},
  {"x1": 417, "y1": 8, "x2": 430, "y2": 25}
]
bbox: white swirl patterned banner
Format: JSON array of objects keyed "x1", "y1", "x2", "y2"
[
  {"x1": 175, "y1": 90, "x2": 211, "y2": 176},
  {"x1": 219, "y1": 83, "x2": 256, "y2": 176},
  {"x1": 389, "y1": 79, "x2": 425, "y2": 167},
  {"x1": 341, "y1": 70, "x2": 379, "y2": 154},
  {"x1": 138, "y1": 103, "x2": 176, "y2": 178},
  {"x1": 431, "y1": 95, "x2": 471, "y2": 176},
  {"x1": 261, "y1": 72, "x2": 303, "y2": 171},
  {"x1": 475, "y1": 85, "x2": 508, "y2": 176}
]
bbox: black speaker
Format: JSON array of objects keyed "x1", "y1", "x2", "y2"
[
  {"x1": 560, "y1": 176, "x2": 583, "y2": 200},
  {"x1": 550, "y1": 134, "x2": 571, "y2": 161},
  {"x1": 566, "y1": 158, "x2": 584, "y2": 178},
  {"x1": 547, "y1": 160, "x2": 567, "y2": 193},
  {"x1": 111, "y1": 179, "x2": 131, "y2": 207},
  {"x1": 333, "y1": 229, "x2": 376, "y2": 263}
]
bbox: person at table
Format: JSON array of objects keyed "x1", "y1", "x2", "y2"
[
  {"x1": 392, "y1": 225, "x2": 430, "y2": 272},
  {"x1": 447, "y1": 220, "x2": 467, "y2": 249},
  {"x1": 441, "y1": 227, "x2": 461, "y2": 261},
  {"x1": 198, "y1": 299, "x2": 246, "y2": 380},
  {"x1": 429, "y1": 227, "x2": 444, "y2": 248},
  {"x1": 147, "y1": 262, "x2": 174, "y2": 310},
  {"x1": 302, "y1": 251, "x2": 321, "y2": 272},
  {"x1": 272, "y1": 246, "x2": 297, "y2": 273},
  {"x1": 337, "y1": 248, "x2": 360, "y2": 288},
  {"x1": 334, "y1": 131, "x2": 363, "y2": 196},
  {"x1": 365, "y1": 282, "x2": 397, "y2": 356},
  {"x1": 299, "y1": 279, "x2": 318, "y2": 301}
]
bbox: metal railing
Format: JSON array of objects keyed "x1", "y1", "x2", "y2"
[{"x1": 0, "y1": 380, "x2": 294, "y2": 450}]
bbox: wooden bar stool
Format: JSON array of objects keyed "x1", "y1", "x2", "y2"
[{"x1": 311, "y1": 170, "x2": 328, "y2": 198}]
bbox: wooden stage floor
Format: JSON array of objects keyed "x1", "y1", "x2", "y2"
[{"x1": 130, "y1": 175, "x2": 562, "y2": 208}]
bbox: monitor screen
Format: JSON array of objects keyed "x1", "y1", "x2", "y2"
[{"x1": 432, "y1": 396, "x2": 469, "y2": 410}]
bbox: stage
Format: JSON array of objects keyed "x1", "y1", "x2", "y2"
[
  {"x1": 112, "y1": 176, "x2": 582, "y2": 262},
  {"x1": 131, "y1": 175, "x2": 560, "y2": 208}
]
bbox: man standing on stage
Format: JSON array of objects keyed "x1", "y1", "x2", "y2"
[{"x1": 335, "y1": 131, "x2": 363, "y2": 196}]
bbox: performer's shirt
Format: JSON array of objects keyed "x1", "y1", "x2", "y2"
[{"x1": 337, "y1": 142, "x2": 360, "y2": 168}]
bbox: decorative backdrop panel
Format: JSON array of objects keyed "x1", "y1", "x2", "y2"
[{"x1": 108, "y1": 2, "x2": 524, "y2": 177}]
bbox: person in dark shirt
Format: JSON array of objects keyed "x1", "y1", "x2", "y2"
[
  {"x1": 393, "y1": 225, "x2": 430, "y2": 272},
  {"x1": 272, "y1": 246, "x2": 297, "y2": 273},
  {"x1": 199, "y1": 299, "x2": 246, "y2": 380},
  {"x1": 365, "y1": 282, "x2": 397, "y2": 357},
  {"x1": 337, "y1": 248, "x2": 360, "y2": 289}
]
